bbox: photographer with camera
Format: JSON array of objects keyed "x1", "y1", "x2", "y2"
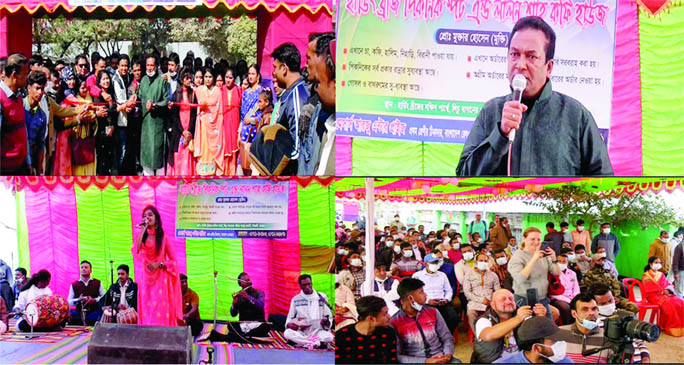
[
  {"x1": 471, "y1": 288, "x2": 547, "y2": 363},
  {"x1": 590, "y1": 283, "x2": 651, "y2": 363},
  {"x1": 509, "y1": 227, "x2": 561, "y2": 320}
]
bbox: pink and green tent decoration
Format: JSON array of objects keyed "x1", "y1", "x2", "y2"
[
  {"x1": 4, "y1": 176, "x2": 334, "y2": 322},
  {"x1": 334, "y1": 177, "x2": 684, "y2": 204},
  {"x1": 336, "y1": 0, "x2": 684, "y2": 176},
  {"x1": 0, "y1": 0, "x2": 333, "y2": 87}
]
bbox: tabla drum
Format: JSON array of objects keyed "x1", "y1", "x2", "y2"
[
  {"x1": 101, "y1": 306, "x2": 115, "y2": 323},
  {"x1": 117, "y1": 308, "x2": 138, "y2": 324},
  {"x1": 24, "y1": 295, "x2": 69, "y2": 328}
]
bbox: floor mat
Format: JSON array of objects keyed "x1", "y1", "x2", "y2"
[
  {"x1": 1, "y1": 319, "x2": 90, "y2": 343},
  {"x1": 198, "y1": 323, "x2": 334, "y2": 352}
]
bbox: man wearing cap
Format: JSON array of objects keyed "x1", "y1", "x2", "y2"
[
  {"x1": 583, "y1": 253, "x2": 638, "y2": 314},
  {"x1": 412, "y1": 253, "x2": 459, "y2": 332},
  {"x1": 494, "y1": 315, "x2": 573, "y2": 363},
  {"x1": 389, "y1": 278, "x2": 458, "y2": 363},
  {"x1": 472, "y1": 288, "x2": 547, "y2": 363}
]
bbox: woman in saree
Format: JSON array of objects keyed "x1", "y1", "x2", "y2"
[
  {"x1": 167, "y1": 68, "x2": 197, "y2": 176},
  {"x1": 642, "y1": 256, "x2": 684, "y2": 337},
  {"x1": 132, "y1": 205, "x2": 183, "y2": 326},
  {"x1": 92, "y1": 71, "x2": 118, "y2": 176},
  {"x1": 238, "y1": 64, "x2": 263, "y2": 176},
  {"x1": 69, "y1": 80, "x2": 103, "y2": 175},
  {"x1": 221, "y1": 67, "x2": 242, "y2": 175},
  {"x1": 193, "y1": 67, "x2": 228, "y2": 176},
  {"x1": 53, "y1": 68, "x2": 91, "y2": 175}
]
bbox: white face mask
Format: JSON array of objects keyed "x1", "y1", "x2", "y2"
[
  {"x1": 486, "y1": 251, "x2": 492, "y2": 257},
  {"x1": 567, "y1": 254, "x2": 576, "y2": 262},
  {"x1": 411, "y1": 297, "x2": 423, "y2": 312},
  {"x1": 457, "y1": 237, "x2": 462, "y2": 243},
  {"x1": 475, "y1": 238, "x2": 482, "y2": 243},
  {"x1": 146, "y1": 70, "x2": 156, "y2": 78},
  {"x1": 476, "y1": 262, "x2": 488, "y2": 271},
  {"x1": 403, "y1": 250, "x2": 413, "y2": 258},
  {"x1": 386, "y1": 240, "x2": 394, "y2": 248},
  {"x1": 562, "y1": 229, "x2": 568, "y2": 233},
  {"x1": 393, "y1": 235, "x2": 399, "y2": 239},
  {"x1": 662, "y1": 237, "x2": 670, "y2": 243},
  {"x1": 598, "y1": 302, "x2": 616, "y2": 316},
  {"x1": 453, "y1": 243, "x2": 460, "y2": 250},
  {"x1": 441, "y1": 250, "x2": 449, "y2": 258},
  {"x1": 350, "y1": 258, "x2": 362, "y2": 267},
  {"x1": 375, "y1": 276, "x2": 386, "y2": 283},
  {"x1": 652, "y1": 263, "x2": 662, "y2": 271},
  {"x1": 438, "y1": 259, "x2": 444, "y2": 267},
  {"x1": 496, "y1": 257, "x2": 508, "y2": 266},
  {"x1": 577, "y1": 226, "x2": 584, "y2": 232},
  {"x1": 603, "y1": 228, "x2": 611, "y2": 234},
  {"x1": 394, "y1": 217, "x2": 400, "y2": 222},
  {"x1": 578, "y1": 253, "x2": 586, "y2": 258},
  {"x1": 428, "y1": 264, "x2": 440, "y2": 272},
  {"x1": 463, "y1": 252, "x2": 474, "y2": 261},
  {"x1": 393, "y1": 246, "x2": 401, "y2": 254},
  {"x1": 577, "y1": 313, "x2": 600, "y2": 331},
  {"x1": 539, "y1": 341, "x2": 568, "y2": 363},
  {"x1": 169, "y1": 71, "x2": 177, "y2": 78},
  {"x1": 337, "y1": 248, "x2": 345, "y2": 255},
  {"x1": 558, "y1": 263, "x2": 568, "y2": 272}
]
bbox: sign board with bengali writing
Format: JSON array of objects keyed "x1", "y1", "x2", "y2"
[
  {"x1": 176, "y1": 179, "x2": 289, "y2": 239},
  {"x1": 336, "y1": 0, "x2": 617, "y2": 144}
]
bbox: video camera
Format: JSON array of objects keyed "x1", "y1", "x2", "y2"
[{"x1": 582, "y1": 311, "x2": 659, "y2": 363}]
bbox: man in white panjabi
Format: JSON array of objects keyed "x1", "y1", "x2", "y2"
[{"x1": 284, "y1": 274, "x2": 333, "y2": 349}]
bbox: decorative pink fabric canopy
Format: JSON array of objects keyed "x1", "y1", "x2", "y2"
[{"x1": 334, "y1": 177, "x2": 684, "y2": 204}]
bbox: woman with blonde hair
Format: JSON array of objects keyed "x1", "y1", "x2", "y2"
[{"x1": 508, "y1": 227, "x2": 561, "y2": 320}]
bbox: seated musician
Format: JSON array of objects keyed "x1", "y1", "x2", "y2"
[
  {"x1": 181, "y1": 274, "x2": 203, "y2": 336},
  {"x1": 284, "y1": 274, "x2": 333, "y2": 349},
  {"x1": 13, "y1": 270, "x2": 68, "y2": 332},
  {"x1": 102, "y1": 264, "x2": 138, "y2": 321},
  {"x1": 68, "y1": 260, "x2": 104, "y2": 326},
  {"x1": 205, "y1": 273, "x2": 272, "y2": 343},
  {"x1": 0, "y1": 297, "x2": 8, "y2": 334}
]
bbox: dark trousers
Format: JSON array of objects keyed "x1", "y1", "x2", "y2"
[
  {"x1": 209, "y1": 322, "x2": 271, "y2": 343},
  {"x1": 429, "y1": 303, "x2": 460, "y2": 333},
  {"x1": 69, "y1": 308, "x2": 102, "y2": 326},
  {"x1": 550, "y1": 299, "x2": 573, "y2": 325},
  {"x1": 187, "y1": 317, "x2": 204, "y2": 336}
]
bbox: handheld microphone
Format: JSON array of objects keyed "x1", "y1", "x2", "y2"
[
  {"x1": 137, "y1": 220, "x2": 148, "y2": 227},
  {"x1": 509, "y1": 74, "x2": 527, "y2": 142}
]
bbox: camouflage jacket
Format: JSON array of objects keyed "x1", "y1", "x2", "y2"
[{"x1": 583, "y1": 266, "x2": 621, "y2": 298}]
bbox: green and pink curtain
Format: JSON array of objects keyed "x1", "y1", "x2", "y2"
[
  {"x1": 11, "y1": 176, "x2": 334, "y2": 321},
  {"x1": 337, "y1": 0, "x2": 684, "y2": 176}
]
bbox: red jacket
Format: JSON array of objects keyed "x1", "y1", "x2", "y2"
[{"x1": 0, "y1": 87, "x2": 28, "y2": 170}]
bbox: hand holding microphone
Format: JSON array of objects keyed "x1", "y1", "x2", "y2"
[
  {"x1": 137, "y1": 218, "x2": 148, "y2": 227},
  {"x1": 500, "y1": 74, "x2": 528, "y2": 141}
]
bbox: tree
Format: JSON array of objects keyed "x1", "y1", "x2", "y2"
[
  {"x1": 168, "y1": 16, "x2": 257, "y2": 64},
  {"x1": 523, "y1": 185, "x2": 683, "y2": 233}
]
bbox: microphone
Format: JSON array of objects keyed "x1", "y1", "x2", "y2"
[
  {"x1": 137, "y1": 220, "x2": 148, "y2": 227},
  {"x1": 509, "y1": 74, "x2": 527, "y2": 142}
]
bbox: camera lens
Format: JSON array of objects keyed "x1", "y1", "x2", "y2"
[{"x1": 625, "y1": 319, "x2": 660, "y2": 342}]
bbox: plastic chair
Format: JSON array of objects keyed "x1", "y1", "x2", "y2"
[{"x1": 622, "y1": 278, "x2": 660, "y2": 325}]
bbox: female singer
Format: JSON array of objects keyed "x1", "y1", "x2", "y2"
[{"x1": 132, "y1": 206, "x2": 183, "y2": 326}]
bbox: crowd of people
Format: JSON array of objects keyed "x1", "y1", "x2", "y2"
[
  {"x1": 0, "y1": 205, "x2": 333, "y2": 351},
  {"x1": 333, "y1": 215, "x2": 684, "y2": 363},
  {"x1": 0, "y1": 32, "x2": 335, "y2": 176}
]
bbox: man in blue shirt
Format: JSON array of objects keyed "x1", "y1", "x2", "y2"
[{"x1": 495, "y1": 316, "x2": 573, "y2": 363}]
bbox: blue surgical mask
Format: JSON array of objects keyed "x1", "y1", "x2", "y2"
[{"x1": 578, "y1": 314, "x2": 600, "y2": 330}]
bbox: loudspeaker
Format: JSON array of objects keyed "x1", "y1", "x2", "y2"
[{"x1": 87, "y1": 323, "x2": 192, "y2": 364}]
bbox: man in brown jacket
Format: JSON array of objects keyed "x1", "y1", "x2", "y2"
[
  {"x1": 648, "y1": 230, "x2": 672, "y2": 275},
  {"x1": 490, "y1": 216, "x2": 512, "y2": 251}
]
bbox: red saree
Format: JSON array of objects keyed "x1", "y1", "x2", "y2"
[{"x1": 642, "y1": 270, "x2": 684, "y2": 337}]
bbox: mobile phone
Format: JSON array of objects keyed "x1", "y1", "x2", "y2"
[
  {"x1": 526, "y1": 288, "x2": 538, "y2": 309},
  {"x1": 541, "y1": 241, "x2": 550, "y2": 252}
]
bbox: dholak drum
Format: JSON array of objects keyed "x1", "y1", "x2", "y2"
[
  {"x1": 101, "y1": 306, "x2": 115, "y2": 323},
  {"x1": 24, "y1": 295, "x2": 69, "y2": 328},
  {"x1": 117, "y1": 308, "x2": 138, "y2": 324}
]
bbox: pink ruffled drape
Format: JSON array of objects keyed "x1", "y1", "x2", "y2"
[{"x1": 336, "y1": 136, "x2": 353, "y2": 176}]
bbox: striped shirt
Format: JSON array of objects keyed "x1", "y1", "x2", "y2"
[{"x1": 557, "y1": 317, "x2": 649, "y2": 363}]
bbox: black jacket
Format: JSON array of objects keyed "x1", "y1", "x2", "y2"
[
  {"x1": 168, "y1": 86, "x2": 197, "y2": 166},
  {"x1": 103, "y1": 279, "x2": 138, "y2": 310}
]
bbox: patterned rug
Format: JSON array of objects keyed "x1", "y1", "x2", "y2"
[
  {"x1": 14, "y1": 332, "x2": 92, "y2": 364},
  {"x1": 1, "y1": 319, "x2": 90, "y2": 343},
  {"x1": 199, "y1": 323, "x2": 334, "y2": 352}
]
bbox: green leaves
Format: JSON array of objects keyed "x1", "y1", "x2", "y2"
[{"x1": 524, "y1": 186, "x2": 682, "y2": 233}]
